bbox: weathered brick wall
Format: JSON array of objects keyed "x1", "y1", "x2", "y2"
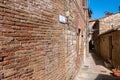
[
  {"x1": 0, "y1": 0, "x2": 87, "y2": 80},
  {"x1": 66, "y1": 0, "x2": 88, "y2": 79}
]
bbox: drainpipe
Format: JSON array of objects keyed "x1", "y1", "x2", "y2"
[{"x1": 84, "y1": 0, "x2": 89, "y2": 62}]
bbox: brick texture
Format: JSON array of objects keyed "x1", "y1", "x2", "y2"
[{"x1": 0, "y1": 0, "x2": 87, "y2": 80}]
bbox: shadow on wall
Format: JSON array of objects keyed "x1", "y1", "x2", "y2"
[
  {"x1": 89, "y1": 40, "x2": 94, "y2": 52},
  {"x1": 92, "y1": 20, "x2": 100, "y2": 55},
  {"x1": 95, "y1": 74, "x2": 120, "y2": 80}
]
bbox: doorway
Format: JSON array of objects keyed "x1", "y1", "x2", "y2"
[{"x1": 109, "y1": 36, "x2": 112, "y2": 62}]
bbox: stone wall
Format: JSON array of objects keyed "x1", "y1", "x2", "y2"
[
  {"x1": 89, "y1": 13, "x2": 120, "y2": 59},
  {"x1": 0, "y1": 0, "x2": 87, "y2": 80},
  {"x1": 99, "y1": 30, "x2": 120, "y2": 68},
  {"x1": 99, "y1": 13, "x2": 120, "y2": 34}
]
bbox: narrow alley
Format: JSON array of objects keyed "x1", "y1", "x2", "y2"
[{"x1": 74, "y1": 51, "x2": 120, "y2": 80}]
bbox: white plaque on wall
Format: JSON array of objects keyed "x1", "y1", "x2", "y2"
[{"x1": 59, "y1": 15, "x2": 67, "y2": 24}]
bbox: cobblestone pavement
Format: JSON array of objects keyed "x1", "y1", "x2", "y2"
[{"x1": 73, "y1": 52, "x2": 120, "y2": 80}]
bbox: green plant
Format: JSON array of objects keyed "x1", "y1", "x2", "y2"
[{"x1": 115, "y1": 66, "x2": 120, "y2": 72}]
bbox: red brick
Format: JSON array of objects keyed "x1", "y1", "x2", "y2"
[
  {"x1": 0, "y1": 32, "x2": 2, "y2": 36},
  {"x1": 0, "y1": 53, "x2": 8, "y2": 58},
  {"x1": 0, "y1": 0, "x2": 88, "y2": 80}
]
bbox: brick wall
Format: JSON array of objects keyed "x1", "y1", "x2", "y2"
[{"x1": 0, "y1": 0, "x2": 87, "y2": 80}]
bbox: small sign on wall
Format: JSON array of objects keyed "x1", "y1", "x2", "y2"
[{"x1": 59, "y1": 15, "x2": 68, "y2": 24}]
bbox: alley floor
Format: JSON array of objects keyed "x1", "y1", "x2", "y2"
[{"x1": 73, "y1": 51, "x2": 120, "y2": 80}]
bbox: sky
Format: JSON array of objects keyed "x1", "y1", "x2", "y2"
[{"x1": 88, "y1": 0, "x2": 120, "y2": 19}]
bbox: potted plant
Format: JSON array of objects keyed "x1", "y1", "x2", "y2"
[
  {"x1": 112, "y1": 66, "x2": 120, "y2": 77},
  {"x1": 104, "y1": 61, "x2": 112, "y2": 68}
]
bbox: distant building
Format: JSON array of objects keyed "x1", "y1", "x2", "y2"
[
  {"x1": 89, "y1": 12, "x2": 120, "y2": 68},
  {"x1": 99, "y1": 12, "x2": 120, "y2": 34},
  {"x1": 89, "y1": 12, "x2": 120, "y2": 41}
]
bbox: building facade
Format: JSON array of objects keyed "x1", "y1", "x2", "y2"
[
  {"x1": 0, "y1": 0, "x2": 89, "y2": 80},
  {"x1": 99, "y1": 12, "x2": 120, "y2": 34},
  {"x1": 89, "y1": 12, "x2": 120, "y2": 68},
  {"x1": 99, "y1": 28, "x2": 120, "y2": 68}
]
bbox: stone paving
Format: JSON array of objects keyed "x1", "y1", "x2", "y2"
[{"x1": 73, "y1": 52, "x2": 120, "y2": 80}]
